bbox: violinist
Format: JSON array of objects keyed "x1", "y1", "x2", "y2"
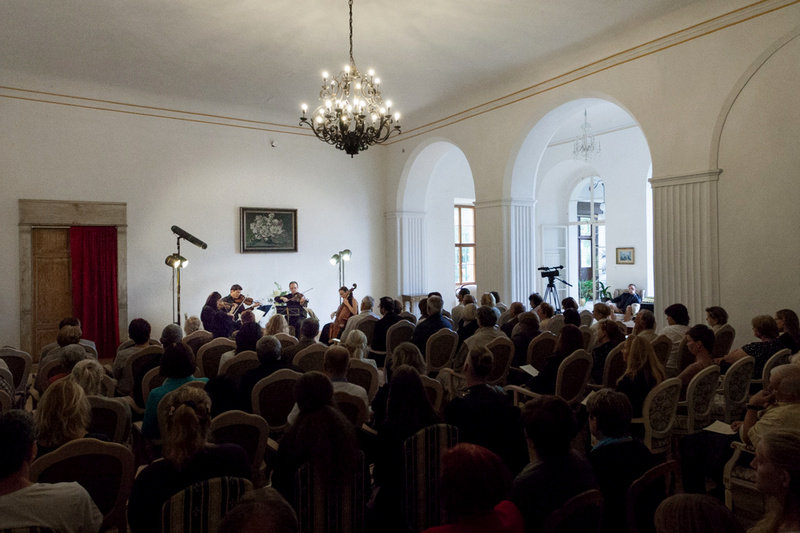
[
  {"x1": 276, "y1": 281, "x2": 308, "y2": 306},
  {"x1": 221, "y1": 284, "x2": 245, "y2": 318},
  {"x1": 276, "y1": 281, "x2": 309, "y2": 335}
]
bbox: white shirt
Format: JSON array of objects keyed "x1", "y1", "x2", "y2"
[{"x1": 0, "y1": 482, "x2": 103, "y2": 533}]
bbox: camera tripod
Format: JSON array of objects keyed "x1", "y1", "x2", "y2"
[{"x1": 543, "y1": 275, "x2": 572, "y2": 314}]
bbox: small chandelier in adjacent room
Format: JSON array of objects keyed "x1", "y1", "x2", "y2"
[
  {"x1": 573, "y1": 109, "x2": 601, "y2": 161},
  {"x1": 299, "y1": 0, "x2": 401, "y2": 157}
]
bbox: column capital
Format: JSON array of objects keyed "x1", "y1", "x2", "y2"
[{"x1": 650, "y1": 169, "x2": 722, "y2": 188}]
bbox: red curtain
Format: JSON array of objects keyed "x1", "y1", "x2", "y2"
[{"x1": 70, "y1": 226, "x2": 120, "y2": 359}]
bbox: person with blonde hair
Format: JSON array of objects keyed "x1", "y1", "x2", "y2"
[
  {"x1": 654, "y1": 493, "x2": 743, "y2": 533},
  {"x1": 265, "y1": 314, "x2": 290, "y2": 336},
  {"x1": 183, "y1": 315, "x2": 201, "y2": 335},
  {"x1": 342, "y1": 329, "x2": 377, "y2": 369},
  {"x1": 480, "y1": 292, "x2": 501, "y2": 319},
  {"x1": 34, "y1": 378, "x2": 92, "y2": 457},
  {"x1": 128, "y1": 386, "x2": 250, "y2": 533},
  {"x1": 70, "y1": 358, "x2": 107, "y2": 396},
  {"x1": 615, "y1": 335, "x2": 665, "y2": 418},
  {"x1": 749, "y1": 429, "x2": 800, "y2": 533}
]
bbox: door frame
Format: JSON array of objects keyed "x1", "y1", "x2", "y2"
[{"x1": 18, "y1": 199, "x2": 127, "y2": 356}]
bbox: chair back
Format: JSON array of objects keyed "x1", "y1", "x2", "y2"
[
  {"x1": 486, "y1": 336, "x2": 515, "y2": 386},
  {"x1": 347, "y1": 359, "x2": 379, "y2": 401},
  {"x1": 219, "y1": 351, "x2": 260, "y2": 383},
  {"x1": 182, "y1": 330, "x2": 213, "y2": 355},
  {"x1": 626, "y1": 460, "x2": 679, "y2": 533},
  {"x1": 399, "y1": 311, "x2": 417, "y2": 324},
  {"x1": 293, "y1": 344, "x2": 326, "y2": 373},
  {"x1": 420, "y1": 375, "x2": 444, "y2": 412},
  {"x1": 87, "y1": 395, "x2": 132, "y2": 444},
  {"x1": 210, "y1": 410, "x2": 269, "y2": 481},
  {"x1": 128, "y1": 346, "x2": 164, "y2": 407},
  {"x1": 0, "y1": 390, "x2": 12, "y2": 413},
  {"x1": 580, "y1": 310, "x2": 594, "y2": 327},
  {"x1": 601, "y1": 343, "x2": 626, "y2": 388},
  {"x1": 712, "y1": 324, "x2": 736, "y2": 357},
  {"x1": 719, "y1": 355, "x2": 755, "y2": 422},
  {"x1": 387, "y1": 320, "x2": 416, "y2": 357},
  {"x1": 650, "y1": 335, "x2": 672, "y2": 366},
  {"x1": 141, "y1": 366, "x2": 166, "y2": 404},
  {"x1": 639, "y1": 378, "x2": 682, "y2": 454},
  {"x1": 676, "y1": 337, "x2": 694, "y2": 374},
  {"x1": 555, "y1": 349, "x2": 593, "y2": 406},
  {"x1": 161, "y1": 476, "x2": 253, "y2": 533},
  {"x1": 196, "y1": 338, "x2": 235, "y2": 379},
  {"x1": 579, "y1": 325, "x2": 594, "y2": 352},
  {"x1": 275, "y1": 332, "x2": 298, "y2": 347},
  {"x1": 544, "y1": 489, "x2": 604, "y2": 533},
  {"x1": 402, "y1": 424, "x2": 459, "y2": 532},
  {"x1": 425, "y1": 328, "x2": 458, "y2": 373},
  {"x1": 0, "y1": 347, "x2": 32, "y2": 396},
  {"x1": 293, "y1": 451, "x2": 367, "y2": 533},
  {"x1": 547, "y1": 314, "x2": 565, "y2": 335},
  {"x1": 29, "y1": 438, "x2": 134, "y2": 532},
  {"x1": 334, "y1": 390, "x2": 369, "y2": 427},
  {"x1": 758, "y1": 348, "x2": 792, "y2": 389},
  {"x1": 356, "y1": 315, "x2": 379, "y2": 347},
  {"x1": 33, "y1": 358, "x2": 68, "y2": 396},
  {"x1": 251, "y1": 368, "x2": 302, "y2": 433},
  {"x1": 684, "y1": 365, "x2": 721, "y2": 433},
  {"x1": 527, "y1": 332, "x2": 557, "y2": 371}
]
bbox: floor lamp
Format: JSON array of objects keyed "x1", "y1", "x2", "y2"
[
  {"x1": 329, "y1": 249, "x2": 352, "y2": 294},
  {"x1": 166, "y1": 226, "x2": 207, "y2": 326}
]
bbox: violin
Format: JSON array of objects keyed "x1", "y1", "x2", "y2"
[
  {"x1": 230, "y1": 294, "x2": 262, "y2": 316},
  {"x1": 278, "y1": 288, "x2": 312, "y2": 305},
  {"x1": 329, "y1": 283, "x2": 357, "y2": 342}
]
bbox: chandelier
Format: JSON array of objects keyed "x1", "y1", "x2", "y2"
[
  {"x1": 573, "y1": 109, "x2": 601, "y2": 161},
  {"x1": 299, "y1": 0, "x2": 400, "y2": 157}
]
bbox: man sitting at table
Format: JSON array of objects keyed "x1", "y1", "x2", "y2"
[{"x1": 610, "y1": 284, "x2": 641, "y2": 314}]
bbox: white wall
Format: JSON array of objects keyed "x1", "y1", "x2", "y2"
[{"x1": 0, "y1": 79, "x2": 386, "y2": 348}]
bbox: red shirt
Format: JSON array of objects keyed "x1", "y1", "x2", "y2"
[{"x1": 423, "y1": 500, "x2": 524, "y2": 533}]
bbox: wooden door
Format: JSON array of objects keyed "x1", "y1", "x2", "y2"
[{"x1": 32, "y1": 228, "x2": 72, "y2": 360}]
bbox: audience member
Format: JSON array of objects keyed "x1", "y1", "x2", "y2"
[
  {"x1": 272, "y1": 372, "x2": 359, "y2": 502},
  {"x1": 411, "y1": 295, "x2": 453, "y2": 354},
  {"x1": 654, "y1": 494, "x2": 744, "y2": 533},
  {"x1": 183, "y1": 315, "x2": 202, "y2": 335},
  {"x1": 528, "y1": 293, "x2": 543, "y2": 312},
  {"x1": 341, "y1": 329, "x2": 377, "y2": 368},
  {"x1": 445, "y1": 347, "x2": 528, "y2": 474},
  {"x1": 491, "y1": 291, "x2": 508, "y2": 313},
  {"x1": 371, "y1": 296, "x2": 404, "y2": 366},
  {"x1": 718, "y1": 314, "x2": 784, "y2": 378},
  {"x1": 510, "y1": 396, "x2": 597, "y2": 533},
  {"x1": 776, "y1": 308, "x2": 800, "y2": 354},
  {"x1": 480, "y1": 293, "x2": 501, "y2": 319},
  {"x1": 500, "y1": 302, "x2": 526, "y2": 336},
  {"x1": 660, "y1": 303, "x2": 690, "y2": 371},
  {"x1": 705, "y1": 306, "x2": 729, "y2": 332},
  {"x1": 451, "y1": 288, "x2": 472, "y2": 326},
  {"x1": 281, "y1": 318, "x2": 322, "y2": 361},
  {"x1": 616, "y1": 335, "x2": 665, "y2": 418},
  {"x1": 749, "y1": 429, "x2": 800, "y2": 533},
  {"x1": 592, "y1": 302, "x2": 612, "y2": 325},
  {"x1": 159, "y1": 323, "x2": 183, "y2": 348},
  {"x1": 372, "y1": 343, "x2": 426, "y2": 426},
  {"x1": 238, "y1": 336, "x2": 295, "y2": 412},
  {"x1": 418, "y1": 297, "x2": 430, "y2": 322},
  {"x1": 70, "y1": 359, "x2": 107, "y2": 396},
  {"x1": 610, "y1": 283, "x2": 641, "y2": 314},
  {"x1": 677, "y1": 325, "x2": 716, "y2": 398},
  {"x1": 218, "y1": 320, "x2": 262, "y2": 372},
  {"x1": 46, "y1": 344, "x2": 88, "y2": 384},
  {"x1": 39, "y1": 316, "x2": 97, "y2": 362},
  {"x1": 586, "y1": 389, "x2": 657, "y2": 533},
  {"x1": 529, "y1": 325, "x2": 584, "y2": 395},
  {"x1": 456, "y1": 303, "x2": 479, "y2": 349},
  {"x1": 341, "y1": 295, "x2": 380, "y2": 341},
  {"x1": 535, "y1": 302, "x2": 555, "y2": 331},
  {"x1": 112, "y1": 318, "x2": 152, "y2": 396},
  {"x1": 511, "y1": 312, "x2": 541, "y2": 368},
  {"x1": 423, "y1": 443, "x2": 524, "y2": 533},
  {"x1": 219, "y1": 487, "x2": 299, "y2": 533},
  {"x1": 141, "y1": 343, "x2": 208, "y2": 439},
  {"x1": 562, "y1": 308, "x2": 581, "y2": 328},
  {"x1": 265, "y1": 314, "x2": 291, "y2": 336},
  {"x1": 633, "y1": 309, "x2": 657, "y2": 343},
  {"x1": 453, "y1": 306, "x2": 505, "y2": 370},
  {"x1": 128, "y1": 387, "x2": 250, "y2": 533},
  {"x1": 34, "y1": 378, "x2": 99, "y2": 457},
  {"x1": 561, "y1": 297, "x2": 579, "y2": 311},
  {"x1": 591, "y1": 319, "x2": 625, "y2": 384},
  {"x1": 39, "y1": 324, "x2": 86, "y2": 369},
  {"x1": 0, "y1": 410, "x2": 102, "y2": 532}
]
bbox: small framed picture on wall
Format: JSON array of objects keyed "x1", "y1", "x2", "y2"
[{"x1": 616, "y1": 247, "x2": 635, "y2": 265}]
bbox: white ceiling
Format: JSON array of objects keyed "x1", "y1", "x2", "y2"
[{"x1": 1, "y1": 0, "x2": 705, "y2": 127}]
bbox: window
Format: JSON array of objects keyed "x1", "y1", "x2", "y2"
[
  {"x1": 454, "y1": 205, "x2": 475, "y2": 285},
  {"x1": 571, "y1": 177, "x2": 606, "y2": 302}
]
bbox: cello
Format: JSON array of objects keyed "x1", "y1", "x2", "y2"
[{"x1": 329, "y1": 283, "x2": 357, "y2": 341}]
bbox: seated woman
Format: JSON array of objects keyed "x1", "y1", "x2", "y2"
[
  {"x1": 423, "y1": 443, "x2": 523, "y2": 533},
  {"x1": 480, "y1": 293, "x2": 501, "y2": 319},
  {"x1": 615, "y1": 335, "x2": 665, "y2": 418},
  {"x1": 677, "y1": 325, "x2": 716, "y2": 399},
  {"x1": 748, "y1": 429, "x2": 800, "y2": 533},
  {"x1": 370, "y1": 366, "x2": 440, "y2": 532},
  {"x1": 265, "y1": 314, "x2": 291, "y2": 336},
  {"x1": 127, "y1": 386, "x2": 251, "y2": 533},
  {"x1": 590, "y1": 320, "x2": 625, "y2": 384},
  {"x1": 655, "y1": 494, "x2": 744, "y2": 533},
  {"x1": 371, "y1": 342, "x2": 427, "y2": 427},
  {"x1": 717, "y1": 315, "x2": 784, "y2": 378},
  {"x1": 776, "y1": 308, "x2": 800, "y2": 355},
  {"x1": 34, "y1": 378, "x2": 105, "y2": 457},
  {"x1": 271, "y1": 371, "x2": 360, "y2": 501},
  {"x1": 705, "y1": 306, "x2": 729, "y2": 332},
  {"x1": 141, "y1": 343, "x2": 208, "y2": 440},
  {"x1": 342, "y1": 329, "x2": 378, "y2": 369},
  {"x1": 529, "y1": 325, "x2": 584, "y2": 395},
  {"x1": 70, "y1": 358, "x2": 109, "y2": 396},
  {"x1": 456, "y1": 303, "x2": 479, "y2": 350},
  {"x1": 218, "y1": 321, "x2": 263, "y2": 372}
]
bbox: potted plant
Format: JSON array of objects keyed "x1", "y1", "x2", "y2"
[{"x1": 597, "y1": 281, "x2": 612, "y2": 302}]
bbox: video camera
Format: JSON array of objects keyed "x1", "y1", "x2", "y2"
[{"x1": 538, "y1": 265, "x2": 563, "y2": 278}]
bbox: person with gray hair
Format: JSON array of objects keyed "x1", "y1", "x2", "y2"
[
  {"x1": 238, "y1": 335, "x2": 298, "y2": 412},
  {"x1": 0, "y1": 410, "x2": 103, "y2": 531},
  {"x1": 160, "y1": 323, "x2": 183, "y2": 348},
  {"x1": 70, "y1": 359, "x2": 107, "y2": 396},
  {"x1": 411, "y1": 294, "x2": 453, "y2": 354},
  {"x1": 452, "y1": 305, "x2": 505, "y2": 371},
  {"x1": 340, "y1": 294, "x2": 380, "y2": 342}
]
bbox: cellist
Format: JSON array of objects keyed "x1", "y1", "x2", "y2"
[{"x1": 323, "y1": 285, "x2": 358, "y2": 344}]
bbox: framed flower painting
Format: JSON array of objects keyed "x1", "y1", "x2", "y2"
[{"x1": 240, "y1": 207, "x2": 298, "y2": 252}]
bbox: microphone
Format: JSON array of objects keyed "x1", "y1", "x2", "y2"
[{"x1": 171, "y1": 225, "x2": 208, "y2": 249}]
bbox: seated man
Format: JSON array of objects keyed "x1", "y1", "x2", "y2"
[
  {"x1": 280, "y1": 318, "x2": 323, "y2": 361},
  {"x1": 340, "y1": 295, "x2": 380, "y2": 342},
  {"x1": 411, "y1": 295, "x2": 453, "y2": 355},
  {"x1": 371, "y1": 297, "x2": 403, "y2": 367},
  {"x1": 610, "y1": 283, "x2": 641, "y2": 314},
  {"x1": 0, "y1": 410, "x2": 103, "y2": 532},
  {"x1": 112, "y1": 318, "x2": 152, "y2": 396},
  {"x1": 39, "y1": 316, "x2": 97, "y2": 361},
  {"x1": 451, "y1": 287, "x2": 471, "y2": 328},
  {"x1": 587, "y1": 389, "x2": 657, "y2": 533}
]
